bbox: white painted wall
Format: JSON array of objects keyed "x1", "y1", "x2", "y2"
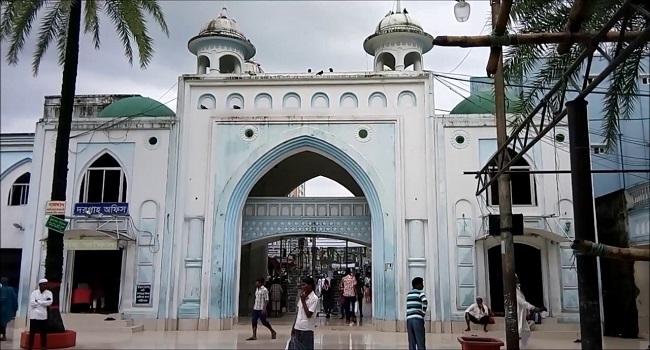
[
  {"x1": 18, "y1": 119, "x2": 173, "y2": 318},
  {"x1": 439, "y1": 114, "x2": 576, "y2": 319},
  {"x1": 0, "y1": 160, "x2": 32, "y2": 249}
]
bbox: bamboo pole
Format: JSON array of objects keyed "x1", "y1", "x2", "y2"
[
  {"x1": 486, "y1": 0, "x2": 513, "y2": 76},
  {"x1": 557, "y1": 0, "x2": 591, "y2": 54},
  {"x1": 571, "y1": 239, "x2": 650, "y2": 261},
  {"x1": 432, "y1": 31, "x2": 644, "y2": 48}
]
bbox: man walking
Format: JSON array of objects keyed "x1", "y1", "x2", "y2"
[
  {"x1": 406, "y1": 277, "x2": 427, "y2": 350},
  {"x1": 291, "y1": 277, "x2": 319, "y2": 350},
  {"x1": 246, "y1": 278, "x2": 277, "y2": 341},
  {"x1": 28, "y1": 279, "x2": 52, "y2": 350},
  {"x1": 340, "y1": 268, "x2": 357, "y2": 324}
]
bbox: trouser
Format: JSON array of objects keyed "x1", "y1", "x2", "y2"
[
  {"x1": 357, "y1": 296, "x2": 364, "y2": 316},
  {"x1": 294, "y1": 329, "x2": 315, "y2": 350},
  {"x1": 0, "y1": 322, "x2": 7, "y2": 336},
  {"x1": 28, "y1": 319, "x2": 47, "y2": 350},
  {"x1": 519, "y1": 330, "x2": 531, "y2": 349},
  {"x1": 407, "y1": 318, "x2": 426, "y2": 350},
  {"x1": 251, "y1": 309, "x2": 271, "y2": 329},
  {"x1": 344, "y1": 296, "x2": 356, "y2": 321}
]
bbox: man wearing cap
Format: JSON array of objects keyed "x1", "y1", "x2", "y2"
[{"x1": 28, "y1": 279, "x2": 52, "y2": 350}]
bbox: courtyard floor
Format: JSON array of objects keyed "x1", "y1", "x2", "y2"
[{"x1": 3, "y1": 325, "x2": 648, "y2": 349}]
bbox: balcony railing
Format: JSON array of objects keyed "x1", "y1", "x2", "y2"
[{"x1": 628, "y1": 181, "x2": 650, "y2": 209}]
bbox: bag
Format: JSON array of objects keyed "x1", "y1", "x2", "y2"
[
  {"x1": 286, "y1": 336, "x2": 305, "y2": 350},
  {"x1": 487, "y1": 315, "x2": 495, "y2": 324}
]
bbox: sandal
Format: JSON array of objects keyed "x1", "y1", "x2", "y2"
[{"x1": 246, "y1": 337, "x2": 257, "y2": 341}]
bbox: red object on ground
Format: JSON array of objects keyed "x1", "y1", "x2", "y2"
[
  {"x1": 71, "y1": 288, "x2": 92, "y2": 305},
  {"x1": 20, "y1": 330, "x2": 77, "y2": 349},
  {"x1": 457, "y1": 336, "x2": 504, "y2": 350}
]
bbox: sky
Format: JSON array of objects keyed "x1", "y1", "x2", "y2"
[{"x1": 0, "y1": 0, "x2": 494, "y2": 197}]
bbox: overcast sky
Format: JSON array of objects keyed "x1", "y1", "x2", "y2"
[{"x1": 0, "y1": 0, "x2": 493, "y2": 196}]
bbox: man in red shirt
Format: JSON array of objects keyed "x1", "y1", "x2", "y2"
[{"x1": 340, "y1": 268, "x2": 357, "y2": 324}]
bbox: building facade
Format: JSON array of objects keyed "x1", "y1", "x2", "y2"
[
  {"x1": 0, "y1": 133, "x2": 35, "y2": 292},
  {"x1": 15, "y1": 6, "x2": 579, "y2": 332}
]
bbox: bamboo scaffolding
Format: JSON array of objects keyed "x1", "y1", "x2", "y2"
[
  {"x1": 557, "y1": 0, "x2": 591, "y2": 54},
  {"x1": 571, "y1": 239, "x2": 650, "y2": 261},
  {"x1": 432, "y1": 31, "x2": 644, "y2": 48}
]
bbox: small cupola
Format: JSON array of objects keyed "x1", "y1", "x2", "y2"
[
  {"x1": 188, "y1": 8, "x2": 256, "y2": 75},
  {"x1": 363, "y1": 1, "x2": 433, "y2": 72}
]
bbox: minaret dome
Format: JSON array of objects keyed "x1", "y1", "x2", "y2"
[
  {"x1": 188, "y1": 8, "x2": 256, "y2": 75},
  {"x1": 363, "y1": 1, "x2": 433, "y2": 72}
]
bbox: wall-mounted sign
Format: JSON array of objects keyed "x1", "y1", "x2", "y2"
[
  {"x1": 45, "y1": 201, "x2": 66, "y2": 215},
  {"x1": 73, "y1": 203, "x2": 129, "y2": 216},
  {"x1": 41, "y1": 239, "x2": 118, "y2": 251},
  {"x1": 135, "y1": 284, "x2": 152, "y2": 305},
  {"x1": 45, "y1": 216, "x2": 68, "y2": 233}
]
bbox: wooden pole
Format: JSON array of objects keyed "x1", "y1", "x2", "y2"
[
  {"x1": 486, "y1": 0, "x2": 513, "y2": 76},
  {"x1": 491, "y1": 0, "x2": 520, "y2": 348},
  {"x1": 572, "y1": 240, "x2": 650, "y2": 261},
  {"x1": 557, "y1": 0, "x2": 591, "y2": 54},
  {"x1": 432, "y1": 31, "x2": 644, "y2": 48},
  {"x1": 567, "y1": 99, "x2": 603, "y2": 350}
]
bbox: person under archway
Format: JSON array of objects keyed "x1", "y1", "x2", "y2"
[
  {"x1": 464, "y1": 296, "x2": 492, "y2": 332},
  {"x1": 340, "y1": 268, "x2": 357, "y2": 324},
  {"x1": 246, "y1": 278, "x2": 277, "y2": 341}
]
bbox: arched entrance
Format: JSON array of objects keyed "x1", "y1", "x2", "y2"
[
  {"x1": 237, "y1": 151, "x2": 373, "y2": 323},
  {"x1": 209, "y1": 132, "x2": 395, "y2": 329},
  {"x1": 487, "y1": 243, "x2": 543, "y2": 315}
]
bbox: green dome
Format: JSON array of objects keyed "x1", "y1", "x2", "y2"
[
  {"x1": 99, "y1": 96, "x2": 175, "y2": 118},
  {"x1": 450, "y1": 90, "x2": 521, "y2": 115}
]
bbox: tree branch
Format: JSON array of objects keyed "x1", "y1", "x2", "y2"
[
  {"x1": 557, "y1": 0, "x2": 591, "y2": 54},
  {"x1": 571, "y1": 239, "x2": 650, "y2": 261},
  {"x1": 433, "y1": 31, "x2": 644, "y2": 48}
]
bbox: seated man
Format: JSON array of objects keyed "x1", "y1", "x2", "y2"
[{"x1": 465, "y1": 296, "x2": 491, "y2": 332}]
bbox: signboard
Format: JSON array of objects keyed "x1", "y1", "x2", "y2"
[
  {"x1": 45, "y1": 201, "x2": 66, "y2": 215},
  {"x1": 45, "y1": 216, "x2": 68, "y2": 233},
  {"x1": 135, "y1": 284, "x2": 152, "y2": 305},
  {"x1": 41, "y1": 239, "x2": 118, "y2": 250},
  {"x1": 73, "y1": 203, "x2": 129, "y2": 216}
]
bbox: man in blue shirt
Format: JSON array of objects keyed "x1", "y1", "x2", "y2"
[
  {"x1": 406, "y1": 277, "x2": 427, "y2": 350},
  {"x1": 406, "y1": 277, "x2": 429, "y2": 350}
]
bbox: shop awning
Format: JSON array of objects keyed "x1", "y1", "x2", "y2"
[
  {"x1": 475, "y1": 228, "x2": 570, "y2": 244},
  {"x1": 41, "y1": 228, "x2": 135, "y2": 250}
]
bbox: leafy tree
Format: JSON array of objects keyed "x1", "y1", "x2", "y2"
[
  {"x1": 0, "y1": 0, "x2": 168, "y2": 332},
  {"x1": 504, "y1": 0, "x2": 649, "y2": 149}
]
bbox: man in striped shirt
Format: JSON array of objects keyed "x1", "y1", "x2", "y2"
[
  {"x1": 246, "y1": 278, "x2": 277, "y2": 341},
  {"x1": 406, "y1": 277, "x2": 427, "y2": 350}
]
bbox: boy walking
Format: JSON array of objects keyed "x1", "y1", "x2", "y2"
[
  {"x1": 406, "y1": 277, "x2": 427, "y2": 350},
  {"x1": 246, "y1": 278, "x2": 277, "y2": 341}
]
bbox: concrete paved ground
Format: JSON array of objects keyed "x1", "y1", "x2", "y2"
[{"x1": 2, "y1": 325, "x2": 648, "y2": 349}]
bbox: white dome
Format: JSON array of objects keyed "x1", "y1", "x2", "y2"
[
  {"x1": 198, "y1": 8, "x2": 245, "y2": 39},
  {"x1": 375, "y1": 13, "x2": 423, "y2": 34}
]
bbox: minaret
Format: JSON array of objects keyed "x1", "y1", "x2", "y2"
[
  {"x1": 363, "y1": 2, "x2": 433, "y2": 72},
  {"x1": 187, "y1": 8, "x2": 256, "y2": 75}
]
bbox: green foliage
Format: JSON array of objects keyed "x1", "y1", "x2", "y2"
[
  {"x1": 0, "y1": 0, "x2": 169, "y2": 76},
  {"x1": 504, "y1": 0, "x2": 650, "y2": 150}
]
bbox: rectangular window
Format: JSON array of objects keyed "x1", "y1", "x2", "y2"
[
  {"x1": 591, "y1": 145, "x2": 607, "y2": 155},
  {"x1": 641, "y1": 75, "x2": 649, "y2": 85}
]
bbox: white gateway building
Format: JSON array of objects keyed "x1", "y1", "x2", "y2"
[{"x1": 13, "y1": 6, "x2": 579, "y2": 332}]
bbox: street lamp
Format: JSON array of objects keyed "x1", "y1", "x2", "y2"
[{"x1": 454, "y1": 0, "x2": 471, "y2": 22}]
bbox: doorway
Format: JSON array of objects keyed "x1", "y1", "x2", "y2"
[
  {"x1": 488, "y1": 243, "x2": 544, "y2": 315},
  {"x1": 70, "y1": 249, "x2": 123, "y2": 314}
]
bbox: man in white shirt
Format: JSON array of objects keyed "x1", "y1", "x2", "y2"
[
  {"x1": 464, "y1": 296, "x2": 491, "y2": 332},
  {"x1": 246, "y1": 278, "x2": 276, "y2": 341},
  {"x1": 28, "y1": 278, "x2": 52, "y2": 350},
  {"x1": 292, "y1": 276, "x2": 319, "y2": 350}
]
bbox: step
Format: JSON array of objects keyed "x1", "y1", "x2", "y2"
[{"x1": 64, "y1": 324, "x2": 144, "y2": 333}]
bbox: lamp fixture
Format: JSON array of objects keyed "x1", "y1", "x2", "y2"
[{"x1": 454, "y1": 0, "x2": 471, "y2": 22}]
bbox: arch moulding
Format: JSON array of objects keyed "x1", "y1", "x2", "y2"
[{"x1": 208, "y1": 126, "x2": 396, "y2": 328}]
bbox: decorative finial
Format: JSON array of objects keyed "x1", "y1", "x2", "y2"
[
  {"x1": 219, "y1": 7, "x2": 228, "y2": 18},
  {"x1": 395, "y1": 0, "x2": 402, "y2": 14}
]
